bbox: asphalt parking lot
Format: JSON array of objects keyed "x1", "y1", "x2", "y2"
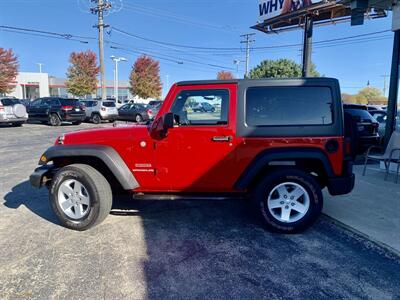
[{"x1": 0, "y1": 123, "x2": 399, "y2": 299}]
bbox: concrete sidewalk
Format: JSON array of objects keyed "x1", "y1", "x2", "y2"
[{"x1": 323, "y1": 164, "x2": 400, "y2": 254}]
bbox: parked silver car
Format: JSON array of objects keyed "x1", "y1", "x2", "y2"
[
  {"x1": 81, "y1": 100, "x2": 119, "y2": 124},
  {"x1": 0, "y1": 98, "x2": 28, "y2": 126}
]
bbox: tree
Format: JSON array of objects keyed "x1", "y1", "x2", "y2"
[
  {"x1": 0, "y1": 48, "x2": 18, "y2": 94},
  {"x1": 358, "y1": 87, "x2": 383, "y2": 104},
  {"x1": 66, "y1": 50, "x2": 99, "y2": 97},
  {"x1": 341, "y1": 87, "x2": 387, "y2": 105},
  {"x1": 249, "y1": 58, "x2": 320, "y2": 79},
  {"x1": 129, "y1": 55, "x2": 162, "y2": 99},
  {"x1": 217, "y1": 70, "x2": 235, "y2": 80}
]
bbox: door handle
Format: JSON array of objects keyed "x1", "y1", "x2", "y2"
[{"x1": 212, "y1": 136, "x2": 232, "y2": 142}]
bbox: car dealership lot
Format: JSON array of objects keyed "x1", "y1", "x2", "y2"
[{"x1": 0, "y1": 124, "x2": 399, "y2": 299}]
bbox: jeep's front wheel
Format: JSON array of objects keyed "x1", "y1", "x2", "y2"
[
  {"x1": 252, "y1": 169, "x2": 323, "y2": 233},
  {"x1": 49, "y1": 164, "x2": 112, "y2": 231}
]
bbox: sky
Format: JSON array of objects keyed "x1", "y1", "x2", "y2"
[{"x1": 0, "y1": 0, "x2": 394, "y2": 97}]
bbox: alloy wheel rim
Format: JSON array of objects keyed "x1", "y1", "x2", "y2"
[
  {"x1": 267, "y1": 182, "x2": 310, "y2": 223},
  {"x1": 58, "y1": 179, "x2": 91, "y2": 220},
  {"x1": 51, "y1": 115, "x2": 58, "y2": 125},
  {"x1": 136, "y1": 115, "x2": 142, "y2": 122}
]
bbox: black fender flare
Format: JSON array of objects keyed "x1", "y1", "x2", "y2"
[
  {"x1": 39, "y1": 145, "x2": 139, "y2": 190},
  {"x1": 234, "y1": 147, "x2": 334, "y2": 190}
]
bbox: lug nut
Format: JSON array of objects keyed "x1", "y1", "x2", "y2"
[
  {"x1": 291, "y1": 203, "x2": 295, "y2": 206},
  {"x1": 280, "y1": 201, "x2": 284, "y2": 205},
  {"x1": 285, "y1": 205, "x2": 289, "y2": 209}
]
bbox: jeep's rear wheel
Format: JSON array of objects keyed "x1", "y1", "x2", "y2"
[
  {"x1": 49, "y1": 164, "x2": 112, "y2": 231},
  {"x1": 252, "y1": 169, "x2": 323, "y2": 233}
]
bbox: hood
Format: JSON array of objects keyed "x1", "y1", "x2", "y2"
[{"x1": 59, "y1": 124, "x2": 149, "y2": 145}]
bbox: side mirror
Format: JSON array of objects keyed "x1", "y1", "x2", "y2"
[
  {"x1": 150, "y1": 112, "x2": 174, "y2": 140},
  {"x1": 163, "y1": 112, "x2": 174, "y2": 130}
]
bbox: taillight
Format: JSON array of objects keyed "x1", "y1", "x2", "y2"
[
  {"x1": 147, "y1": 109, "x2": 153, "y2": 116},
  {"x1": 61, "y1": 105, "x2": 73, "y2": 110},
  {"x1": 0, "y1": 105, "x2": 4, "y2": 112},
  {"x1": 101, "y1": 107, "x2": 106, "y2": 111}
]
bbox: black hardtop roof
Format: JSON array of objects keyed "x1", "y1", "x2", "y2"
[{"x1": 176, "y1": 77, "x2": 338, "y2": 86}]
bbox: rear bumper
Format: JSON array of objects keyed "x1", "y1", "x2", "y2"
[
  {"x1": 30, "y1": 165, "x2": 55, "y2": 188},
  {"x1": 327, "y1": 174, "x2": 355, "y2": 196},
  {"x1": 63, "y1": 114, "x2": 86, "y2": 121},
  {"x1": 327, "y1": 161, "x2": 355, "y2": 196},
  {"x1": 0, "y1": 117, "x2": 27, "y2": 123},
  {"x1": 100, "y1": 113, "x2": 118, "y2": 120}
]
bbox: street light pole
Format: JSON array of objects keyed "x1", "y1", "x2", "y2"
[
  {"x1": 110, "y1": 56, "x2": 127, "y2": 103},
  {"x1": 36, "y1": 63, "x2": 43, "y2": 73}
]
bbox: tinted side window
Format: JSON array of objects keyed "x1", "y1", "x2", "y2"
[
  {"x1": 171, "y1": 89, "x2": 229, "y2": 126},
  {"x1": 31, "y1": 99, "x2": 42, "y2": 106},
  {"x1": 50, "y1": 99, "x2": 60, "y2": 106},
  {"x1": 246, "y1": 87, "x2": 333, "y2": 126}
]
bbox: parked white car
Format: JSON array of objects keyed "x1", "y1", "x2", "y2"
[
  {"x1": 80, "y1": 99, "x2": 119, "y2": 124},
  {"x1": 0, "y1": 98, "x2": 28, "y2": 126}
]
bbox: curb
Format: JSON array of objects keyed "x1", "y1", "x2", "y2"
[{"x1": 322, "y1": 213, "x2": 400, "y2": 259}]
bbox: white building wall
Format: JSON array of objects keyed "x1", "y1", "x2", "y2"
[{"x1": 8, "y1": 72, "x2": 50, "y2": 99}]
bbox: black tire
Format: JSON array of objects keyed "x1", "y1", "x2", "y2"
[
  {"x1": 49, "y1": 164, "x2": 112, "y2": 231},
  {"x1": 251, "y1": 169, "x2": 323, "y2": 234},
  {"x1": 11, "y1": 122, "x2": 23, "y2": 127},
  {"x1": 135, "y1": 114, "x2": 143, "y2": 123},
  {"x1": 72, "y1": 121, "x2": 82, "y2": 125},
  {"x1": 91, "y1": 114, "x2": 101, "y2": 124},
  {"x1": 49, "y1": 113, "x2": 61, "y2": 126}
]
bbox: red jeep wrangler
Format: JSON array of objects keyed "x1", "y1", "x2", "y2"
[{"x1": 30, "y1": 78, "x2": 355, "y2": 233}]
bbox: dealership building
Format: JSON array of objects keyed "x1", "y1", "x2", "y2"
[{"x1": 6, "y1": 72, "x2": 133, "y2": 101}]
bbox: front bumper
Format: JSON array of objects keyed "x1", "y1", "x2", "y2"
[{"x1": 30, "y1": 165, "x2": 55, "y2": 188}]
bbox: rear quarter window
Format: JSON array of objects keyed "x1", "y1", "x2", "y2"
[
  {"x1": 1, "y1": 98, "x2": 22, "y2": 106},
  {"x1": 246, "y1": 86, "x2": 333, "y2": 126}
]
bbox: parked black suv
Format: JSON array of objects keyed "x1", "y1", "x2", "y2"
[
  {"x1": 27, "y1": 97, "x2": 86, "y2": 126},
  {"x1": 343, "y1": 104, "x2": 379, "y2": 153}
]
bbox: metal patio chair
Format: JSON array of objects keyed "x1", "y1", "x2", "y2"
[{"x1": 362, "y1": 131, "x2": 400, "y2": 183}]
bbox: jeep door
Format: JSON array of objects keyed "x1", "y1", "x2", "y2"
[{"x1": 154, "y1": 84, "x2": 239, "y2": 192}]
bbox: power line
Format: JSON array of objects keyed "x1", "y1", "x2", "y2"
[
  {"x1": 108, "y1": 43, "x2": 236, "y2": 71},
  {"x1": 112, "y1": 26, "x2": 391, "y2": 51},
  {"x1": 0, "y1": 25, "x2": 95, "y2": 42}
]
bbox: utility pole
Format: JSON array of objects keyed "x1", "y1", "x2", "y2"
[
  {"x1": 36, "y1": 63, "x2": 44, "y2": 73},
  {"x1": 240, "y1": 33, "x2": 255, "y2": 79},
  {"x1": 91, "y1": 0, "x2": 111, "y2": 100},
  {"x1": 381, "y1": 75, "x2": 390, "y2": 97},
  {"x1": 302, "y1": 16, "x2": 313, "y2": 77}
]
